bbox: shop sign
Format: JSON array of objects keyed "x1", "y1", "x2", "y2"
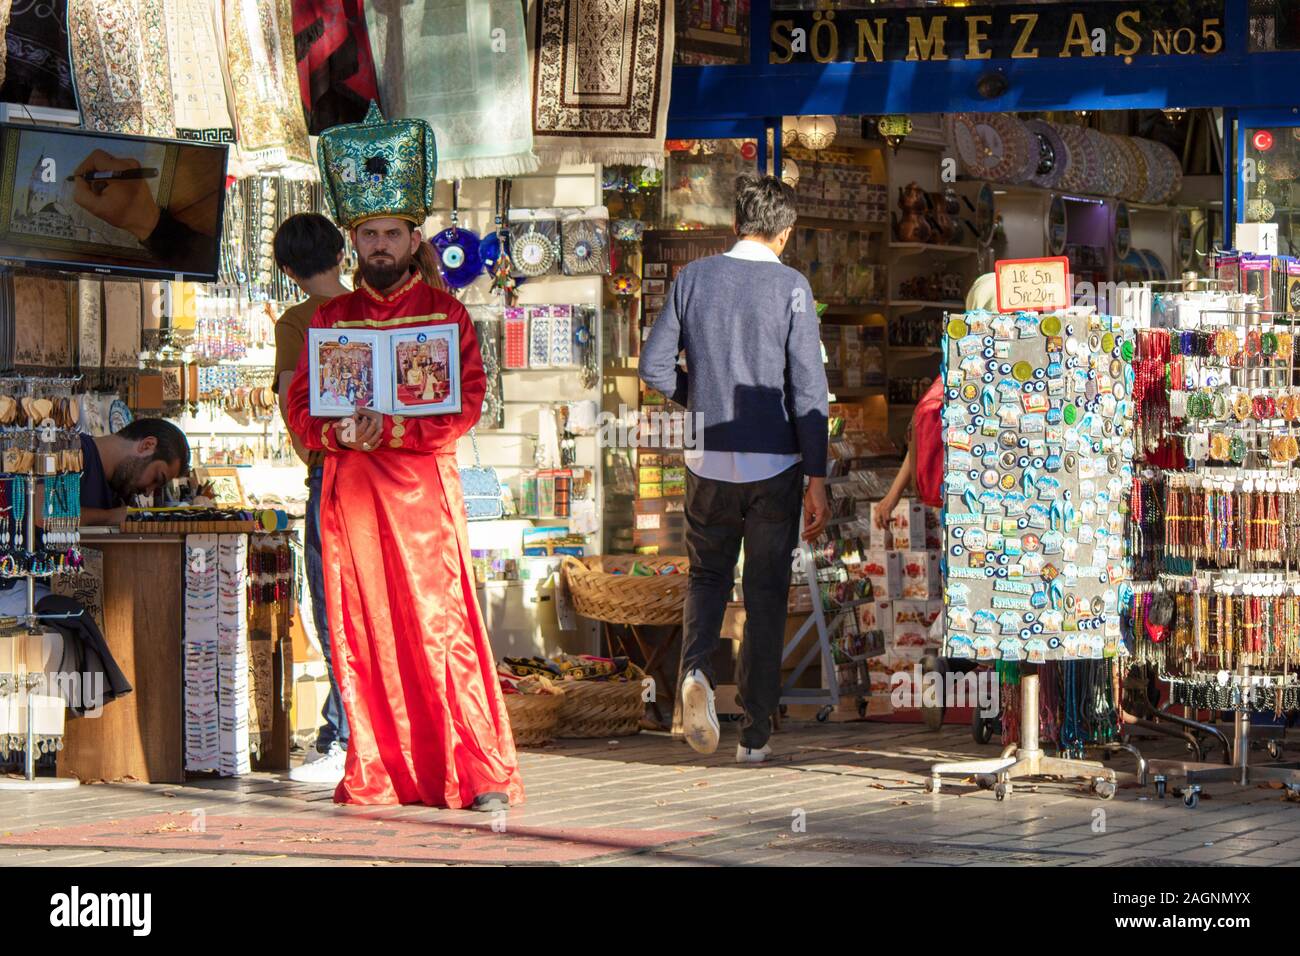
[
  {"x1": 771, "y1": 2, "x2": 1226, "y2": 64},
  {"x1": 995, "y1": 257, "x2": 1071, "y2": 313}
]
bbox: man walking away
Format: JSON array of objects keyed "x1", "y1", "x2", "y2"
[
  {"x1": 639, "y1": 174, "x2": 830, "y2": 764},
  {"x1": 271, "y1": 212, "x2": 351, "y2": 784}
]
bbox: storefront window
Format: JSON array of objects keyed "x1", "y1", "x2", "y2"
[
  {"x1": 675, "y1": 0, "x2": 751, "y2": 65},
  {"x1": 1250, "y1": 0, "x2": 1300, "y2": 50},
  {"x1": 1243, "y1": 125, "x2": 1300, "y2": 254}
]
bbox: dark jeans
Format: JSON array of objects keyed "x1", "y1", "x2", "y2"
[
  {"x1": 681, "y1": 464, "x2": 802, "y2": 750},
  {"x1": 307, "y1": 467, "x2": 348, "y2": 752}
]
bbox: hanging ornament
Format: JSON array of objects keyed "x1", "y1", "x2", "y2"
[
  {"x1": 432, "y1": 182, "x2": 482, "y2": 289},
  {"x1": 781, "y1": 158, "x2": 800, "y2": 188},
  {"x1": 781, "y1": 116, "x2": 799, "y2": 148},
  {"x1": 796, "y1": 115, "x2": 837, "y2": 151},
  {"x1": 876, "y1": 114, "x2": 913, "y2": 152},
  {"x1": 740, "y1": 140, "x2": 758, "y2": 162}
]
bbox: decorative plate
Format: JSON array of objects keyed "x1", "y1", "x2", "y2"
[
  {"x1": 109, "y1": 399, "x2": 133, "y2": 433},
  {"x1": 1085, "y1": 129, "x2": 1124, "y2": 197},
  {"x1": 1118, "y1": 137, "x2": 1151, "y2": 202},
  {"x1": 1106, "y1": 134, "x2": 1139, "y2": 201},
  {"x1": 1055, "y1": 124, "x2": 1095, "y2": 194},
  {"x1": 955, "y1": 113, "x2": 1016, "y2": 183},
  {"x1": 1024, "y1": 119, "x2": 1068, "y2": 189},
  {"x1": 989, "y1": 114, "x2": 1038, "y2": 184}
]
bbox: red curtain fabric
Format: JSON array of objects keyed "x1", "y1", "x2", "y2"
[{"x1": 292, "y1": 0, "x2": 381, "y2": 134}]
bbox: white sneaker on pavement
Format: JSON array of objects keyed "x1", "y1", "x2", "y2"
[
  {"x1": 289, "y1": 741, "x2": 346, "y2": 784},
  {"x1": 735, "y1": 743, "x2": 773, "y2": 764},
  {"x1": 680, "y1": 669, "x2": 720, "y2": 755}
]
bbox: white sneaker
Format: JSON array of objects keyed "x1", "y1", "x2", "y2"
[
  {"x1": 289, "y1": 741, "x2": 346, "y2": 784},
  {"x1": 680, "y1": 669, "x2": 720, "y2": 755},
  {"x1": 736, "y1": 743, "x2": 772, "y2": 764}
]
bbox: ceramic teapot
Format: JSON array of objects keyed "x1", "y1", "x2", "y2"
[{"x1": 895, "y1": 182, "x2": 932, "y2": 244}]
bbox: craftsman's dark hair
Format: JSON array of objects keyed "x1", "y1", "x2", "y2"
[
  {"x1": 734, "y1": 174, "x2": 798, "y2": 240},
  {"x1": 273, "y1": 213, "x2": 345, "y2": 281},
  {"x1": 117, "y1": 418, "x2": 191, "y2": 475}
]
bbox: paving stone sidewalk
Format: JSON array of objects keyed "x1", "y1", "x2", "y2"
[{"x1": 2, "y1": 721, "x2": 1299, "y2": 866}]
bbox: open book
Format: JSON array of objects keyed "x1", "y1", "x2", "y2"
[{"x1": 307, "y1": 324, "x2": 462, "y2": 417}]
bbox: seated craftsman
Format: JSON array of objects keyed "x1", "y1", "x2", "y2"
[{"x1": 36, "y1": 418, "x2": 192, "y2": 528}]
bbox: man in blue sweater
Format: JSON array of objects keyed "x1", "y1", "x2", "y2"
[{"x1": 640, "y1": 174, "x2": 830, "y2": 763}]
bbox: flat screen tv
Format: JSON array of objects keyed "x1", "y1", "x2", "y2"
[{"x1": 0, "y1": 123, "x2": 228, "y2": 281}]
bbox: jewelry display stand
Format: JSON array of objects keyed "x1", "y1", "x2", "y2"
[
  {"x1": 0, "y1": 374, "x2": 87, "y2": 791},
  {"x1": 1128, "y1": 291, "x2": 1300, "y2": 805},
  {"x1": 927, "y1": 672, "x2": 1117, "y2": 800},
  {"x1": 0, "y1": 474, "x2": 80, "y2": 791}
]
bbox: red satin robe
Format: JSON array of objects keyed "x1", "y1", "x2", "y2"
[{"x1": 287, "y1": 274, "x2": 523, "y2": 807}]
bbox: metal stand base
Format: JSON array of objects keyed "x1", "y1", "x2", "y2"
[
  {"x1": 0, "y1": 776, "x2": 78, "y2": 791},
  {"x1": 927, "y1": 674, "x2": 1117, "y2": 800}
]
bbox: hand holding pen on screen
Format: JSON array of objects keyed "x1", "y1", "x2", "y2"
[{"x1": 69, "y1": 149, "x2": 161, "y2": 241}]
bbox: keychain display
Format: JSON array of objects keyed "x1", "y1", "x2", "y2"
[
  {"x1": 560, "y1": 207, "x2": 611, "y2": 276},
  {"x1": 509, "y1": 209, "x2": 561, "y2": 278}
]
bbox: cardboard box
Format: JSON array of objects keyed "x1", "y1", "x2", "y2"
[{"x1": 900, "y1": 550, "x2": 942, "y2": 600}]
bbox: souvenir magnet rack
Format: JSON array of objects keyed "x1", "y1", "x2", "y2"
[
  {"x1": 927, "y1": 671, "x2": 1116, "y2": 799},
  {"x1": 928, "y1": 302, "x2": 1129, "y2": 801},
  {"x1": 0, "y1": 374, "x2": 85, "y2": 791}
]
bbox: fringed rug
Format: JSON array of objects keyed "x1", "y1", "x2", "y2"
[
  {"x1": 529, "y1": 0, "x2": 674, "y2": 169},
  {"x1": 367, "y1": 0, "x2": 537, "y2": 180}
]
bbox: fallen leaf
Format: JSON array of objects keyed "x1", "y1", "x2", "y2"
[{"x1": 869, "y1": 783, "x2": 886, "y2": 790}]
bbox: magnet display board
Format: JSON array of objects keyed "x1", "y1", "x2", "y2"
[{"x1": 940, "y1": 308, "x2": 1135, "y2": 663}]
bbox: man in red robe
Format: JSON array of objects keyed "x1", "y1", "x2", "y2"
[{"x1": 287, "y1": 105, "x2": 522, "y2": 810}]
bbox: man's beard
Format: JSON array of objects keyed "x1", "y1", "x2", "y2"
[
  {"x1": 110, "y1": 457, "x2": 148, "y2": 500},
  {"x1": 358, "y1": 249, "x2": 413, "y2": 290}
]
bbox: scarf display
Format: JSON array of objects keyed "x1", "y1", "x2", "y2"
[
  {"x1": 102, "y1": 280, "x2": 141, "y2": 369},
  {"x1": 76, "y1": 278, "x2": 102, "y2": 369},
  {"x1": 367, "y1": 0, "x2": 537, "y2": 180},
  {"x1": 68, "y1": 0, "x2": 175, "y2": 136},
  {"x1": 12, "y1": 275, "x2": 69, "y2": 367},
  {"x1": 292, "y1": 0, "x2": 379, "y2": 135},
  {"x1": 528, "y1": 0, "x2": 674, "y2": 169},
  {"x1": 0, "y1": 0, "x2": 77, "y2": 109},
  {"x1": 164, "y1": 0, "x2": 236, "y2": 144},
  {"x1": 224, "y1": 0, "x2": 314, "y2": 175}
]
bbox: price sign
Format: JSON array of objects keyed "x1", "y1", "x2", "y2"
[{"x1": 995, "y1": 257, "x2": 1071, "y2": 313}]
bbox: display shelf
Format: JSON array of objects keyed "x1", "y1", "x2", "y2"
[
  {"x1": 888, "y1": 242, "x2": 979, "y2": 257},
  {"x1": 888, "y1": 300, "x2": 965, "y2": 313},
  {"x1": 831, "y1": 386, "x2": 886, "y2": 397},
  {"x1": 820, "y1": 302, "x2": 887, "y2": 315},
  {"x1": 797, "y1": 215, "x2": 888, "y2": 231},
  {"x1": 886, "y1": 346, "x2": 942, "y2": 355}
]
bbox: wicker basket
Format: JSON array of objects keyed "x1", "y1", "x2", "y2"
[
  {"x1": 504, "y1": 692, "x2": 564, "y2": 747},
  {"x1": 562, "y1": 555, "x2": 689, "y2": 626},
  {"x1": 556, "y1": 665, "x2": 647, "y2": 738}
]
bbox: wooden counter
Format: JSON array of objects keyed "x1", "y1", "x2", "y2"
[{"x1": 59, "y1": 533, "x2": 290, "y2": 784}]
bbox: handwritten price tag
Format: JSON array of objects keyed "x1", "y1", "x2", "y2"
[{"x1": 995, "y1": 257, "x2": 1070, "y2": 313}]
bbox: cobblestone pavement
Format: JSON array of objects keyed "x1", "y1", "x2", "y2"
[{"x1": 3, "y1": 720, "x2": 1300, "y2": 866}]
